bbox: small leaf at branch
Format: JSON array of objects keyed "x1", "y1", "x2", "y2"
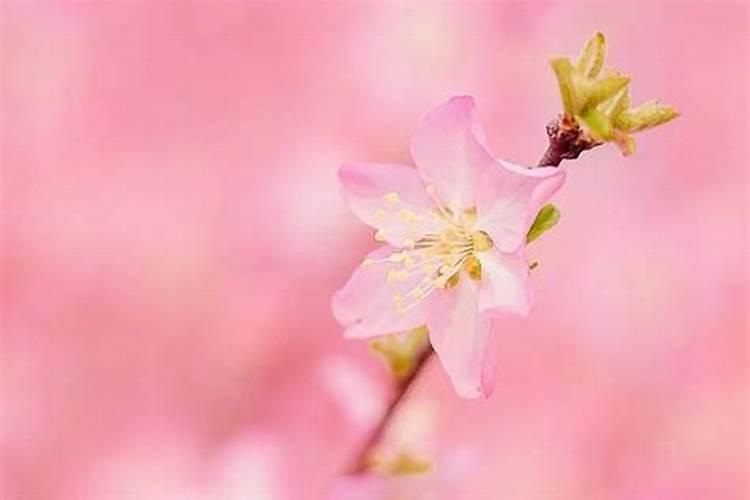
[
  {"x1": 577, "y1": 31, "x2": 606, "y2": 78},
  {"x1": 527, "y1": 204, "x2": 561, "y2": 243},
  {"x1": 581, "y1": 73, "x2": 630, "y2": 109},
  {"x1": 550, "y1": 57, "x2": 579, "y2": 115},
  {"x1": 602, "y1": 86, "x2": 630, "y2": 120},
  {"x1": 615, "y1": 101, "x2": 680, "y2": 132},
  {"x1": 581, "y1": 108, "x2": 613, "y2": 140},
  {"x1": 547, "y1": 31, "x2": 679, "y2": 158}
]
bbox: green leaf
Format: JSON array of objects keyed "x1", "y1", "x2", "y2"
[
  {"x1": 602, "y1": 86, "x2": 630, "y2": 120},
  {"x1": 550, "y1": 57, "x2": 579, "y2": 115},
  {"x1": 577, "y1": 31, "x2": 606, "y2": 78},
  {"x1": 526, "y1": 204, "x2": 561, "y2": 243},
  {"x1": 615, "y1": 101, "x2": 680, "y2": 132},
  {"x1": 581, "y1": 73, "x2": 630, "y2": 109},
  {"x1": 581, "y1": 108, "x2": 613, "y2": 140},
  {"x1": 548, "y1": 31, "x2": 679, "y2": 158}
]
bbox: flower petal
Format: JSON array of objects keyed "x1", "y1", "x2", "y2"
[
  {"x1": 332, "y1": 245, "x2": 429, "y2": 339},
  {"x1": 426, "y1": 277, "x2": 495, "y2": 398},
  {"x1": 339, "y1": 163, "x2": 437, "y2": 246},
  {"x1": 410, "y1": 96, "x2": 491, "y2": 209},
  {"x1": 475, "y1": 159, "x2": 566, "y2": 253},
  {"x1": 476, "y1": 248, "x2": 532, "y2": 317}
]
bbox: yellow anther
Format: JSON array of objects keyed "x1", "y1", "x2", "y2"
[
  {"x1": 464, "y1": 255, "x2": 482, "y2": 281},
  {"x1": 388, "y1": 253, "x2": 405, "y2": 262},
  {"x1": 443, "y1": 272, "x2": 460, "y2": 289},
  {"x1": 362, "y1": 258, "x2": 374, "y2": 267},
  {"x1": 461, "y1": 207, "x2": 478, "y2": 226},
  {"x1": 472, "y1": 230, "x2": 494, "y2": 252},
  {"x1": 374, "y1": 230, "x2": 387, "y2": 242},
  {"x1": 384, "y1": 192, "x2": 400, "y2": 203},
  {"x1": 434, "y1": 263, "x2": 459, "y2": 287},
  {"x1": 398, "y1": 209, "x2": 423, "y2": 224},
  {"x1": 387, "y1": 269, "x2": 409, "y2": 283}
]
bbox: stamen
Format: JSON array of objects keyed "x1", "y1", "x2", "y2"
[
  {"x1": 424, "y1": 185, "x2": 456, "y2": 222},
  {"x1": 387, "y1": 269, "x2": 409, "y2": 283},
  {"x1": 381, "y1": 202, "x2": 496, "y2": 315},
  {"x1": 398, "y1": 209, "x2": 423, "y2": 224},
  {"x1": 472, "y1": 231, "x2": 493, "y2": 252},
  {"x1": 384, "y1": 192, "x2": 400, "y2": 203}
]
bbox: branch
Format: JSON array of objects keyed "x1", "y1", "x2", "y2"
[
  {"x1": 538, "y1": 114, "x2": 601, "y2": 167},
  {"x1": 348, "y1": 344, "x2": 434, "y2": 474}
]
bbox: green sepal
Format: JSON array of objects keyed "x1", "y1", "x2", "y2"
[
  {"x1": 526, "y1": 204, "x2": 561, "y2": 243},
  {"x1": 370, "y1": 326, "x2": 429, "y2": 382}
]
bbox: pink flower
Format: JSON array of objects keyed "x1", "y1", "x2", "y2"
[{"x1": 333, "y1": 96, "x2": 565, "y2": 398}]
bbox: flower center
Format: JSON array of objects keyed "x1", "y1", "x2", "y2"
[{"x1": 364, "y1": 187, "x2": 495, "y2": 316}]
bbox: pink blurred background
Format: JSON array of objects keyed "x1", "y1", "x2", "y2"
[{"x1": 2, "y1": 2, "x2": 747, "y2": 499}]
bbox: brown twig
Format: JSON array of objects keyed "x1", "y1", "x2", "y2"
[
  {"x1": 346, "y1": 114, "x2": 599, "y2": 476},
  {"x1": 348, "y1": 344, "x2": 434, "y2": 474},
  {"x1": 538, "y1": 114, "x2": 601, "y2": 167}
]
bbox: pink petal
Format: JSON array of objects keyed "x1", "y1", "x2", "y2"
[
  {"x1": 332, "y1": 245, "x2": 429, "y2": 339},
  {"x1": 338, "y1": 163, "x2": 436, "y2": 246},
  {"x1": 475, "y1": 159, "x2": 566, "y2": 253},
  {"x1": 409, "y1": 96, "x2": 491, "y2": 209},
  {"x1": 476, "y1": 248, "x2": 532, "y2": 317},
  {"x1": 426, "y1": 277, "x2": 496, "y2": 399}
]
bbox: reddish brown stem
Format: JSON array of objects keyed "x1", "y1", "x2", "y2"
[{"x1": 538, "y1": 115, "x2": 601, "y2": 167}]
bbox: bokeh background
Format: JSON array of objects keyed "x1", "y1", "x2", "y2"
[{"x1": 2, "y1": 1, "x2": 747, "y2": 499}]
